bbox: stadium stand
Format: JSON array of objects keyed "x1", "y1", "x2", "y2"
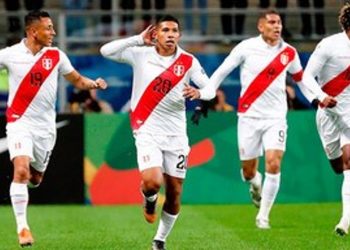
[{"x1": 0, "y1": 0, "x2": 345, "y2": 112}]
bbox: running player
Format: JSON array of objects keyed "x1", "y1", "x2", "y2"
[{"x1": 0, "y1": 10, "x2": 107, "y2": 247}]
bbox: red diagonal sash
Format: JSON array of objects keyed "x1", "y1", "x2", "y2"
[
  {"x1": 6, "y1": 49, "x2": 60, "y2": 122},
  {"x1": 321, "y1": 66, "x2": 350, "y2": 97},
  {"x1": 130, "y1": 53, "x2": 193, "y2": 130},
  {"x1": 238, "y1": 46, "x2": 295, "y2": 113}
]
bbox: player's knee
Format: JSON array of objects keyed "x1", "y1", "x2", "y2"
[
  {"x1": 14, "y1": 166, "x2": 30, "y2": 182},
  {"x1": 143, "y1": 179, "x2": 162, "y2": 194},
  {"x1": 265, "y1": 159, "x2": 281, "y2": 173}
]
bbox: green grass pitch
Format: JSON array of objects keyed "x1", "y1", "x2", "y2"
[{"x1": 0, "y1": 203, "x2": 349, "y2": 250}]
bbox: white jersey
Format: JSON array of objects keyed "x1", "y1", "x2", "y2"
[
  {"x1": 210, "y1": 35, "x2": 304, "y2": 118},
  {"x1": 304, "y1": 32, "x2": 350, "y2": 119},
  {"x1": 0, "y1": 39, "x2": 74, "y2": 133},
  {"x1": 101, "y1": 35, "x2": 211, "y2": 135}
]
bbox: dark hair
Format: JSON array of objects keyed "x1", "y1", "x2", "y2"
[
  {"x1": 25, "y1": 10, "x2": 51, "y2": 28},
  {"x1": 339, "y1": 4, "x2": 350, "y2": 31},
  {"x1": 257, "y1": 9, "x2": 280, "y2": 22},
  {"x1": 156, "y1": 15, "x2": 181, "y2": 29}
]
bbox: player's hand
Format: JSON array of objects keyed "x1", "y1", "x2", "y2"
[
  {"x1": 93, "y1": 78, "x2": 108, "y2": 90},
  {"x1": 183, "y1": 84, "x2": 200, "y2": 100},
  {"x1": 311, "y1": 99, "x2": 320, "y2": 109},
  {"x1": 141, "y1": 25, "x2": 156, "y2": 46},
  {"x1": 320, "y1": 96, "x2": 337, "y2": 108},
  {"x1": 191, "y1": 101, "x2": 209, "y2": 125}
]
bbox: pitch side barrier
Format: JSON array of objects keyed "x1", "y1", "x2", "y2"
[
  {"x1": 0, "y1": 112, "x2": 341, "y2": 205},
  {"x1": 85, "y1": 112, "x2": 342, "y2": 205}
]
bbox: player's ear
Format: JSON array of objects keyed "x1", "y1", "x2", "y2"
[
  {"x1": 257, "y1": 20, "x2": 264, "y2": 33},
  {"x1": 151, "y1": 30, "x2": 158, "y2": 43}
]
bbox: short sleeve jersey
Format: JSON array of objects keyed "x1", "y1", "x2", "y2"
[
  {"x1": 304, "y1": 32, "x2": 350, "y2": 118},
  {"x1": 211, "y1": 35, "x2": 303, "y2": 118},
  {"x1": 101, "y1": 35, "x2": 210, "y2": 136},
  {"x1": 0, "y1": 40, "x2": 74, "y2": 132}
]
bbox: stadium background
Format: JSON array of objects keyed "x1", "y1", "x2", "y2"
[{"x1": 0, "y1": 0, "x2": 346, "y2": 205}]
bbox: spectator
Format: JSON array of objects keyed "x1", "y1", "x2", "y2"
[
  {"x1": 100, "y1": 0, "x2": 112, "y2": 34},
  {"x1": 259, "y1": 0, "x2": 291, "y2": 39},
  {"x1": 4, "y1": 0, "x2": 44, "y2": 33},
  {"x1": 63, "y1": 0, "x2": 90, "y2": 36},
  {"x1": 212, "y1": 88, "x2": 234, "y2": 111},
  {"x1": 204, "y1": 88, "x2": 234, "y2": 112},
  {"x1": 68, "y1": 89, "x2": 113, "y2": 113},
  {"x1": 183, "y1": 0, "x2": 208, "y2": 35},
  {"x1": 141, "y1": 0, "x2": 166, "y2": 28},
  {"x1": 119, "y1": 0, "x2": 136, "y2": 36},
  {"x1": 219, "y1": 0, "x2": 248, "y2": 36},
  {"x1": 298, "y1": 0, "x2": 325, "y2": 37}
]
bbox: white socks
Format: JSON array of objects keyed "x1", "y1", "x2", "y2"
[
  {"x1": 154, "y1": 210, "x2": 178, "y2": 242},
  {"x1": 240, "y1": 169, "x2": 262, "y2": 187},
  {"x1": 341, "y1": 170, "x2": 350, "y2": 221},
  {"x1": 257, "y1": 172, "x2": 281, "y2": 221},
  {"x1": 249, "y1": 171, "x2": 262, "y2": 190},
  {"x1": 10, "y1": 182, "x2": 29, "y2": 233}
]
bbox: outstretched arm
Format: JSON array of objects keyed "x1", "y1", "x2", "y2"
[{"x1": 64, "y1": 70, "x2": 107, "y2": 90}]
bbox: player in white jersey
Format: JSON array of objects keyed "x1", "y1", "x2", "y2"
[
  {"x1": 0, "y1": 11, "x2": 107, "y2": 247},
  {"x1": 185, "y1": 9, "x2": 336, "y2": 230},
  {"x1": 100, "y1": 15, "x2": 213, "y2": 250},
  {"x1": 303, "y1": 4, "x2": 350, "y2": 236}
]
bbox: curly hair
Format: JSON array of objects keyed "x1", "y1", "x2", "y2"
[{"x1": 339, "y1": 4, "x2": 350, "y2": 31}]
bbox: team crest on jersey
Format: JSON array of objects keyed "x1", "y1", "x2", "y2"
[
  {"x1": 42, "y1": 58, "x2": 53, "y2": 70},
  {"x1": 174, "y1": 64, "x2": 185, "y2": 77},
  {"x1": 280, "y1": 53, "x2": 289, "y2": 65}
]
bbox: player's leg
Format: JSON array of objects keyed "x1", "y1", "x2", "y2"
[
  {"x1": 315, "y1": 110, "x2": 349, "y2": 234},
  {"x1": 141, "y1": 167, "x2": 163, "y2": 223},
  {"x1": 152, "y1": 137, "x2": 188, "y2": 250},
  {"x1": 238, "y1": 117, "x2": 263, "y2": 208},
  {"x1": 335, "y1": 145, "x2": 350, "y2": 235},
  {"x1": 335, "y1": 130, "x2": 350, "y2": 236},
  {"x1": 28, "y1": 166, "x2": 44, "y2": 187},
  {"x1": 135, "y1": 133, "x2": 164, "y2": 224},
  {"x1": 241, "y1": 159, "x2": 262, "y2": 208},
  {"x1": 11, "y1": 155, "x2": 34, "y2": 247},
  {"x1": 256, "y1": 119, "x2": 286, "y2": 229},
  {"x1": 256, "y1": 149, "x2": 283, "y2": 229},
  {"x1": 7, "y1": 127, "x2": 35, "y2": 247},
  {"x1": 153, "y1": 174, "x2": 183, "y2": 250}
]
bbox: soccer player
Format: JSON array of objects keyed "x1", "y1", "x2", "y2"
[
  {"x1": 303, "y1": 4, "x2": 350, "y2": 236},
  {"x1": 0, "y1": 10, "x2": 107, "y2": 247},
  {"x1": 100, "y1": 15, "x2": 214, "y2": 250},
  {"x1": 185, "y1": 9, "x2": 336, "y2": 229}
]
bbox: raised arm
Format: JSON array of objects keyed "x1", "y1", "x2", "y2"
[{"x1": 100, "y1": 25, "x2": 155, "y2": 61}]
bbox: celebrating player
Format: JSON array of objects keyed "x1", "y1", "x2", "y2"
[
  {"x1": 184, "y1": 9, "x2": 336, "y2": 229},
  {"x1": 100, "y1": 15, "x2": 214, "y2": 250},
  {"x1": 303, "y1": 4, "x2": 350, "y2": 236},
  {"x1": 0, "y1": 10, "x2": 107, "y2": 247}
]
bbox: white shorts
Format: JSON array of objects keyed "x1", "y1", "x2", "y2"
[
  {"x1": 238, "y1": 116, "x2": 287, "y2": 160},
  {"x1": 6, "y1": 122, "x2": 56, "y2": 173},
  {"x1": 134, "y1": 133, "x2": 190, "y2": 179},
  {"x1": 316, "y1": 109, "x2": 350, "y2": 160}
]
